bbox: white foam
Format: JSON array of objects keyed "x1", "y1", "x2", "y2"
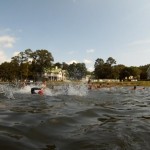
[{"x1": 0, "y1": 82, "x2": 88, "y2": 98}]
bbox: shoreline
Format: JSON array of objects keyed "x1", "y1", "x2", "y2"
[
  {"x1": 102, "y1": 81, "x2": 150, "y2": 87},
  {"x1": 87, "y1": 81, "x2": 150, "y2": 90},
  {"x1": 1, "y1": 80, "x2": 150, "y2": 87}
]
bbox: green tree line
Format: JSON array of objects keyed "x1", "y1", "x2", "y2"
[
  {"x1": 94, "y1": 57, "x2": 150, "y2": 81},
  {"x1": 0, "y1": 49, "x2": 149, "y2": 82}
]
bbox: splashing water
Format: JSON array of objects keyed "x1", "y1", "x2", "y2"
[
  {"x1": 0, "y1": 85, "x2": 4, "y2": 94},
  {"x1": 18, "y1": 85, "x2": 32, "y2": 93},
  {"x1": 0, "y1": 84, "x2": 15, "y2": 99},
  {"x1": 1, "y1": 82, "x2": 88, "y2": 98},
  {"x1": 67, "y1": 83, "x2": 88, "y2": 96}
]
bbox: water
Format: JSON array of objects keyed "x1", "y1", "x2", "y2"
[{"x1": 0, "y1": 83, "x2": 150, "y2": 150}]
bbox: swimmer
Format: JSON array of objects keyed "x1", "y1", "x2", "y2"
[
  {"x1": 31, "y1": 87, "x2": 41, "y2": 94},
  {"x1": 131, "y1": 85, "x2": 145, "y2": 90},
  {"x1": 31, "y1": 80, "x2": 47, "y2": 95},
  {"x1": 38, "y1": 89, "x2": 44, "y2": 95},
  {"x1": 133, "y1": 85, "x2": 136, "y2": 90}
]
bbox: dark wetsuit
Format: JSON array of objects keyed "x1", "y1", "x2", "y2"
[{"x1": 31, "y1": 87, "x2": 41, "y2": 94}]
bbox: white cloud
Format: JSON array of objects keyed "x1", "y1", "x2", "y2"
[
  {"x1": 83, "y1": 59, "x2": 92, "y2": 64},
  {"x1": 0, "y1": 35, "x2": 16, "y2": 64},
  {"x1": 86, "y1": 49, "x2": 95, "y2": 53},
  {"x1": 87, "y1": 66, "x2": 94, "y2": 71},
  {"x1": 0, "y1": 51, "x2": 8, "y2": 63},
  {"x1": 13, "y1": 51, "x2": 20, "y2": 57},
  {"x1": 0, "y1": 35, "x2": 16, "y2": 48},
  {"x1": 67, "y1": 60, "x2": 78, "y2": 64},
  {"x1": 83, "y1": 58, "x2": 94, "y2": 71}
]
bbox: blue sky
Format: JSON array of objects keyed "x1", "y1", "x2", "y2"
[{"x1": 0, "y1": 0, "x2": 150, "y2": 71}]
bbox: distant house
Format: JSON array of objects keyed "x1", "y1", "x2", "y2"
[
  {"x1": 43, "y1": 66, "x2": 67, "y2": 81},
  {"x1": 147, "y1": 65, "x2": 150, "y2": 80}
]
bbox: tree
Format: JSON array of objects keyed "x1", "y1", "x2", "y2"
[
  {"x1": 94, "y1": 58, "x2": 104, "y2": 68},
  {"x1": 54, "y1": 62, "x2": 62, "y2": 68},
  {"x1": 67, "y1": 62, "x2": 87, "y2": 80},
  {"x1": 94, "y1": 57, "x2": 117, "y2": 79},
  {"x1": 11, "y1": 50, "x2": 32, "y2": 81},
  {"x1": 119, "y1": 67, "x2": 131, "y2": 80},
  {"x1": 30, "y1": 49, "x2": 54, "y2": 79},
  {"x1": 119, "y1": 66, "x2": 141, "y2": 81},
  {"x1": 130, "y1": 66, "x2": 142, "y2": 80},
  {"x1": 11, "y1": 54, "x2": 22, "y2": 80},
  {"x1": 105, "y1": 57, "x2": 117, "y2": 78},
  {"x1": 139, "y1": 64, "x2": 150, "y2": 80},
  {"x1": 94, "y1": 58, "x2": 105, "y2": 79},
  {"x1": 62, "y1": 62, "x2": 69, "y2": 70},
  {"x1": 111, "y1": 64, "x2": 125, "y2": 79},
  {"x1": 0, "y1": 62, "x2": 16, "y2": 81},
  {"x1": 102, "y1": 63, "x2": 112, "y2": 79},
  {"x1": 106, "y1": 57, "x2": 116, "y2": 66},
  {"x1": 76, "y1": 63, "x2": 87, "y2": 79}
]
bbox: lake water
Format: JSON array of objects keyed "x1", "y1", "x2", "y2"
[{"x1": 0, "y1": 83, "x2": 150, "y2": 150}]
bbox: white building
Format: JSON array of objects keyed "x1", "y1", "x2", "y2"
[{"x1": 43, "y1": 66, "x2": 67, "y2": 81}]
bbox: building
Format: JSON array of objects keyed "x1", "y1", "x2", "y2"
[{"x1": 43, "y1": 66, "x2": 67, "y2": 81}]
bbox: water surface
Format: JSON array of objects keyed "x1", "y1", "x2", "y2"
[{"x1": 0, "y1": 84, "x2": 150, "y2": 150}]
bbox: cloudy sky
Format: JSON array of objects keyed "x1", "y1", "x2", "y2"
[{"x1": 0, "y1": 0, "x2": 150, "y2": 71}]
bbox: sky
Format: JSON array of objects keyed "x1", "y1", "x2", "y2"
[{"x1": 0, "y1": 0, "x2": 150, "y2": 71}]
